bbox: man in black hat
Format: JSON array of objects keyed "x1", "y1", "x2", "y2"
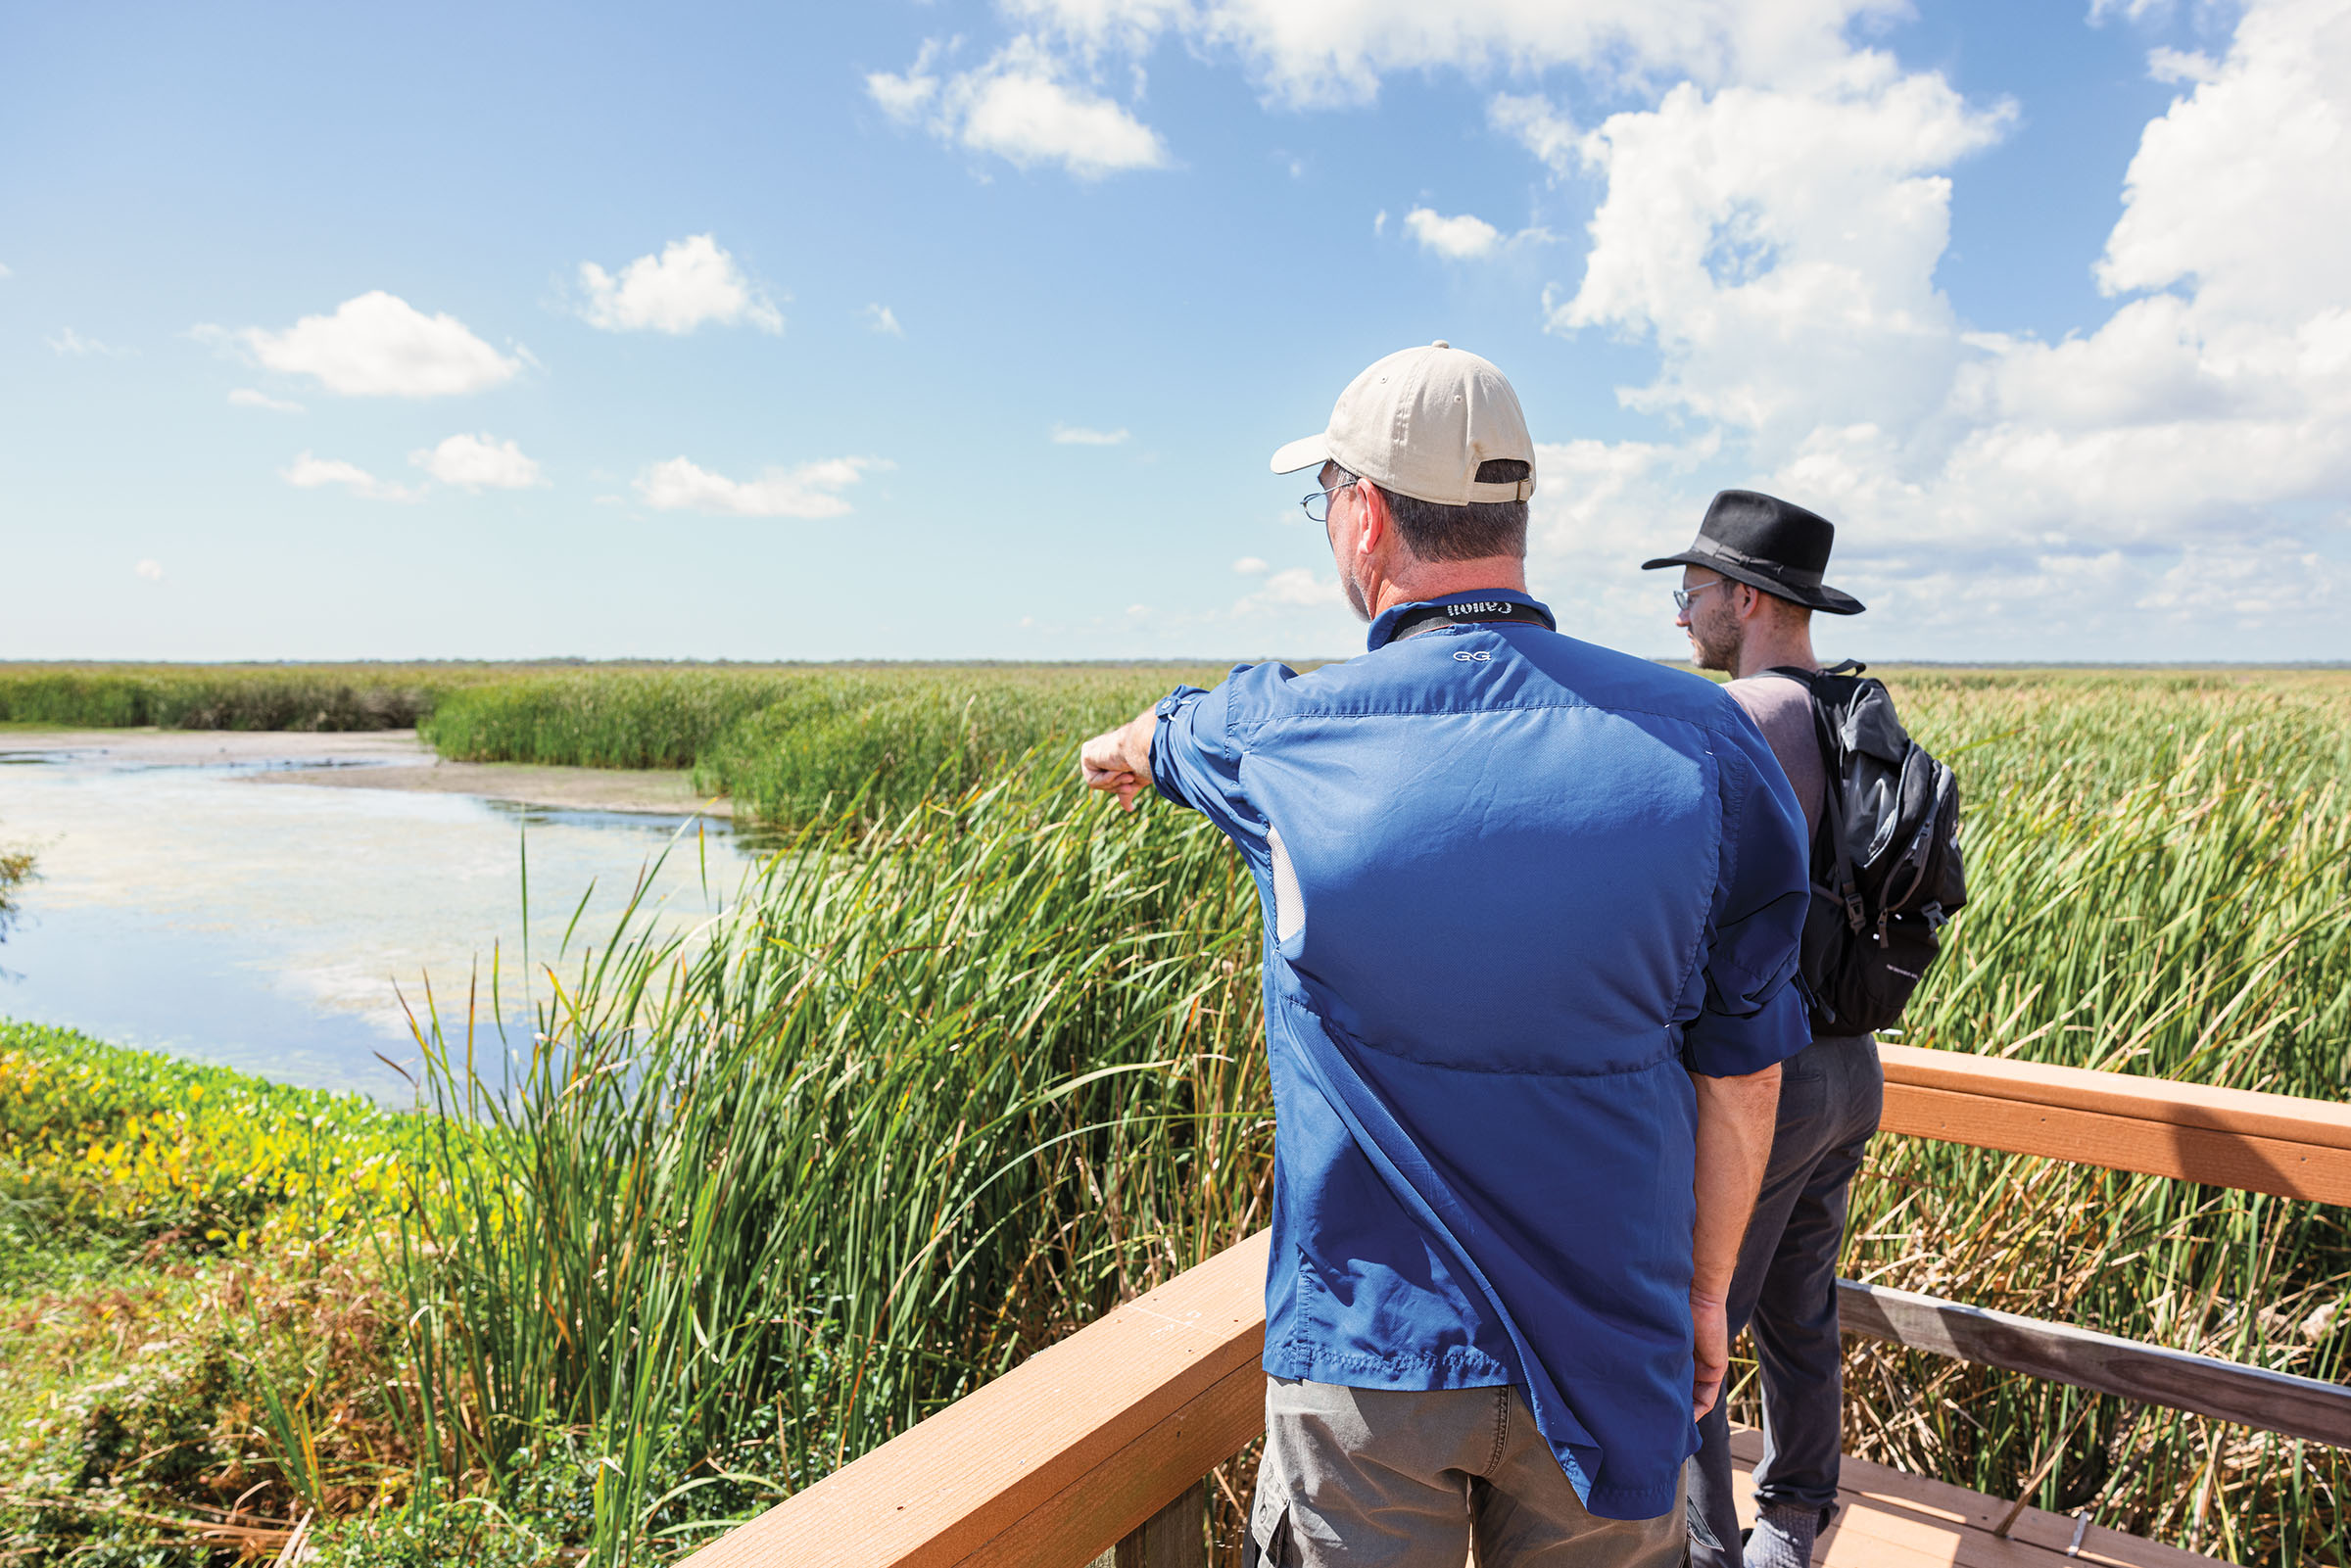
[{"x1": 1644, "y1": 491, "x2": 1884, "y2": 1568}]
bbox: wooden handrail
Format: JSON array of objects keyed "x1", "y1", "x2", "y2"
[
  {"x1": 682, "y1": 1234, "x2": 1268, "y2": 1568},
  {"x1": 681, "y1": 1047, "x2": 2351, "y2": 1567},
  {"x1": 1838, "y1": 1279, "x2": 2351, "y2": 1447},
  {"x1": 1878, "y1": 1043, "x2": 2351, "y2": 1204}
]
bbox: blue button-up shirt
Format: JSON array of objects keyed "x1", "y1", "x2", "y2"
[{"x1": 1149, "y1": 590, "x2": 1810, "y2": 1521}]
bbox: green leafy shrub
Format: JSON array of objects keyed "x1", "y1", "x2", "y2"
[
  {"x1": 0, "y1": 1029, "x2": 430, "y2": 1566},
  {"x1": 0, "y1": 1023, "x2": 413, "y2": 1247}
]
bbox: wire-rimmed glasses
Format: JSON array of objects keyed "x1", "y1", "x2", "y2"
[
  {"x1": 1300, "y1": 477, "x2": 1358, "y2": 524},
  {"x1": 1672, "y1": 577, "x2": 1730, "y2": 614}
]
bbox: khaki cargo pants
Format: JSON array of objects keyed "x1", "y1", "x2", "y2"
[{"x1": 1248, "y1": 1378, "x2": 1687, "y2": 1567}]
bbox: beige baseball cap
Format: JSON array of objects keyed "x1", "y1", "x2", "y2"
[{"x1": 1270, "y1": 340, "x2": 1536, "y2": 504}]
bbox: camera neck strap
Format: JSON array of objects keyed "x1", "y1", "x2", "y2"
[{"x1": 1387, "y1": 597, "x2": 1552, "y2": 642}]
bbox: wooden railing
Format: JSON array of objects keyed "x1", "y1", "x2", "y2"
[{"x1": 680, "y1": 1045, "x2": 2351, "y2": 1568}]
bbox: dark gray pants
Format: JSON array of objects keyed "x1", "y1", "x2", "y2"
[{"x1": 1685, "y1": 1033, "x2": 1882, "y2": 1567}]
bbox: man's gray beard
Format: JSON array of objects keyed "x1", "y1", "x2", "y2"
[{"x1": 1341, "y1": 564, "x2": 1372, "y2": 622}]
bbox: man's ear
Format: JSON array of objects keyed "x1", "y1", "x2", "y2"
[{"x1": 1353, "y1": 480, "x2": 1390, "y2": 559}]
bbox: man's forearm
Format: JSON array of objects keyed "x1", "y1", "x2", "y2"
[
  {"x1": 1686, "y1": 1061, "x2": 1780, "y2": 1416},
  {"x1": 1690, "y1": 1064, "x2": 1781, "y2": 1303}
]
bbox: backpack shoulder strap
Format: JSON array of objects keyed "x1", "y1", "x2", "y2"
[{"x1": 1790, "y1": 670, "x2": 1868, "y2": 936}]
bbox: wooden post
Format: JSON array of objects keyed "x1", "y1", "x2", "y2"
[{"x1": 1089, "y1": 1480, "x2": 1207, "y2": 1568}]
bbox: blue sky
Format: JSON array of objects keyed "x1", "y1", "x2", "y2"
[{"x1": 4, "y1": 0, "x2": 2345, "y2": 663}]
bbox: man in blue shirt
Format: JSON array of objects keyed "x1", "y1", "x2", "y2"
[{"x1": 1080, "y1": 343, "x2": 1809, "y2": 1566}]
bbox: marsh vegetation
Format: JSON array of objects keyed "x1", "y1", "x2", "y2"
[{"x1": 2, "y1": 664, "x2": 2345, "y2": 1564}]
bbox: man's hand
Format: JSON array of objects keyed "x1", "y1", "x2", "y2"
[
  {"x1": 1079, "y1": 709, "x2": 1155, "y2": 812},
  {"x1": 1691, "y1": 1291, "x2": 1730, "y2": 1419}
]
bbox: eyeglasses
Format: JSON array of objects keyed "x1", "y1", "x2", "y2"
[
  {"x1": 1300, "y1": 477, "x2": 1358, "y2": 524},
  {"x1": 1672, "y1": 578, "x2": 1731, "y2": 613}
]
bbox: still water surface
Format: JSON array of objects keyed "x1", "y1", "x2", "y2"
[{"x1": 0, "y1": 736, "x2": 760, "y2": 1100}]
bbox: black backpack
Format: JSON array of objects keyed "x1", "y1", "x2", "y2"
[{"x1": 1768, "y1": 661, "x2": 1966, "y2": 1037}]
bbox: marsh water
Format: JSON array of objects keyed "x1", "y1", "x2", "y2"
[{"x1": 0, "y1": 732, "x2": 761, "y2": 1100}]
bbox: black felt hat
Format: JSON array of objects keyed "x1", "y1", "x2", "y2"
[{"x1": 1641, "y1": 490, "x2": 1864, "y2": 615}]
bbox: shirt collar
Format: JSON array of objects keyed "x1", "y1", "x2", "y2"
[{"x1": 1366, "y1": 588, "x2": 1556, "y2": 651}]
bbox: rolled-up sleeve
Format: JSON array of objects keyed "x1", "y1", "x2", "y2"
[
  {"x1": 1683, "y1": 713, "x2": 1812, "y2": 1077},
  {"x1": 1148, "y1": 664, "x2": 1265, "y2": 838}
]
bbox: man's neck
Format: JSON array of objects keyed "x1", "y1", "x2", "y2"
[
  {"x1": 1732, "y1": 627, "x2": 1820, "y2": 681},
  {"x1": 1367, "y1": 557, "x2": 1529, "y2": 622}
]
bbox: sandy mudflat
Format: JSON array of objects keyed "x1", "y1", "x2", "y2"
[
  {"x1": 0, "y1": 727, "x2": 430, "y2": 766},
  {"x1": 0, "y1": 728, "x2": 731, "y2": 818},
  {"x1": 258, "y1": 758, "x2": 733, "y2": 817}
]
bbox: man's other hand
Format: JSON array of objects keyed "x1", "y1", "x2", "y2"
[
  {"x1": 1080, "y1": 710, "x2": 1154, "y2": 811},
  {"x1": 1691, "y1": 1292, "x2": 1730, "y2": 1419}
]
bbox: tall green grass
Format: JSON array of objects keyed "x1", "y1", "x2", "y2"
[
  {"x1": 393, "y1": 770, "x2": 1267, "y2": 1561},
  {"x1": 418, "y1": 670, "x2": 810, "y2": 769},
  {"x1": 420, "y1": 662, "x2": 1228, "y2": 818},
  {"x1": 0, "y1": 663, "x2": 499, "y2": 731},
  {"x1": 1825, "y1": 670, "x2": 2351, "y2": 1559},
  {"x1": 384, "y1": 667, "x2": 2350, "y2": 1565},
  {"x1": 690, "y1": 665, "x2": 1225, "y2": 826}
]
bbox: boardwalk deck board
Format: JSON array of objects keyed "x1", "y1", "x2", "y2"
[{"x1": 1729, "y1": 1429, "x2": 2224, "y2": 1567}]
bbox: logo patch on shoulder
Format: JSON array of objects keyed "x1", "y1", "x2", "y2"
[{"x1": 1453, "y1": 649, "x2": 1493, "y2": 663}]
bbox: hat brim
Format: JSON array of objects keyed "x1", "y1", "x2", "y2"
[
  {"x1": 1270, "y1": 433, "x2": 1330, "y2": 475},
  {"x1": 1640, "y1": 552, "x2": 1865, "y2": 616}
]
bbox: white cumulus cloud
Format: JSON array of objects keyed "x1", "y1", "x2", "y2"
[
  {"x1": 216, "y1": 293, "x2": 519, "y2": 398},
  {"x1": 1250, "y1": 567, "x2": 1340, "y2": 608},
  {"x1": 1540, "y1": 55, "x2": 2014, "y2": 447},
  {"x1": 863, "y1": 303, "x2": 905, "y2": 337},
  {"x1": 280, "y1": 451, "x2": 418, "y2": 500},
  {"x1": 999, "y1": 0, "x2": 1900, "y2": 107},
  {"x1": 134, "y1": 559, "x2": 163, "y2": 581},
  {"x1": 577, "y1": 235, "x2": 784, "y2": 335},
  {"x1": 228, "y1": 388, "x2": 305, "y2": 413},
  {"x1": 870, "y1": 35, "x2": 1171, "y2": 179},
  {"x1": 633, "y1": 455, "x2": 888, "y2": 518},
  {"x1": 1232, "y1": 556, "x2": 1270, "y2": 574},
  {"x1": 1405, "y1": 207, "x2": 1504, "y2": 260},
  {"x1": 411, "y1": 433, "x2": 547, "y2": 491},
  {"x1": 1488, "y1": 93, "x2": 1581, "y2": 170},
  {"x1": 1513, "y1": 0, "x2": 2351, "y2": 657},
  {"x1": 49, "y1": 327, "x2": 134, "y2": 357},
  {"x1": 1051, "y1": 423, "x2": 1130, "y2": 445}
]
